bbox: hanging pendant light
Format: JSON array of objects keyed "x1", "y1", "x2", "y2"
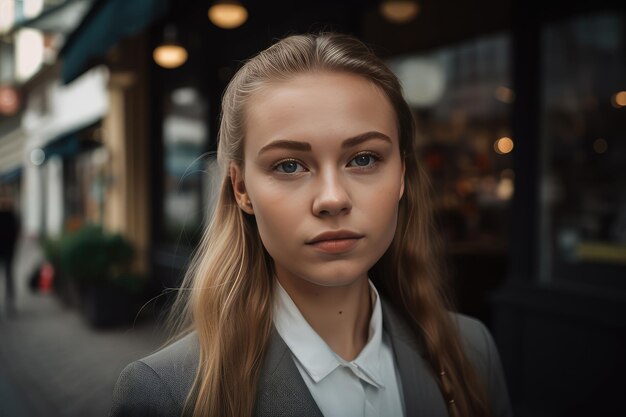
[
  {"x1": 208, "y1": 0, "x2": 248, "y2": 29},
  {"x1": 380, "y1": 0, "x2": 419, "y2": 24},
  {"x1": 153, "y1": 25, "x2": 188, "y2": 69}
]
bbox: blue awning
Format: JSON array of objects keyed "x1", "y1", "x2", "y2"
[
  {"x1": 42, "y1": 133, "x2": 80, "y2": 158},
  {"x1": 42, "y1": 119, "x2": 101, "y2": 159},
  {"x1": 60, "y1": 0, "x2": 170, "y2": 84},
  {"x1": 0, "y1": 167, "x2": 22, "y2": 183}
]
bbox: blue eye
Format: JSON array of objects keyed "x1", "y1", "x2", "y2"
[
  {"x1": 275, "y1": 160, "x2": 304, "y2": 174},
  {"x1": 349, "y1": 153, "x2": 379, "y2": 168}
]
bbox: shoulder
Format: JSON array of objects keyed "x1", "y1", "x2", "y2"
[
  {"x1": 451, "y1": 313, "x2": 494, "y2": 368},
  {"x1": 451, "y1": 313, "x2": 513, "y2": 417},
  {"x1": 110, "y1": 332, "x2": 199, "y2": 417}
]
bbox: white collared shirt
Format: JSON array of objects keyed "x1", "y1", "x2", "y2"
[{"x1": 273, "y1": 280, "x2": 405, "y2": 417}]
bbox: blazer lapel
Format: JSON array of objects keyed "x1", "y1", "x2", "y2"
[
  {"x1": 255, "y1": 328, "x2": 324, "y2": 417},
  {"x1": 381, "y1": 299, "x2": 448, "y2": 417}
]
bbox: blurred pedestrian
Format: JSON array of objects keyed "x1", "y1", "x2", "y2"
[
  {"x1": 0, "y1": 184, "x2": 19, "y2": 317},
  {"x1": 111, "y1": 33, "x2": 512, "y2": 417}
]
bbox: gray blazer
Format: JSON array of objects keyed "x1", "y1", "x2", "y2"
[{"x1": 110, "y1": 300, "x2": 513, "y2": 417}]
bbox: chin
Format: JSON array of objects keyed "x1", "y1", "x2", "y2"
[
  {"x1": 305, "y1": 278, "x2": 356, "y2": 288},
  {"x1": 300, "y1": 269, "x2": 369, "y2": 288}
]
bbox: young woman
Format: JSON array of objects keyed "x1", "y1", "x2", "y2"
[{"x1": 111, "y1": 33, "x2": 512, "y2": 417}]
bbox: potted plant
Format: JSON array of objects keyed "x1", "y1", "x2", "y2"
[
  {"x1": 43, "y1": 233, "x2": 80, "y2": 307},
  {"x1": 56, "y1": 224, "x2": 146, "y2": 327}
]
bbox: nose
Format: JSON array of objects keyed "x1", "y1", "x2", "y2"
[{"x1": 312, "y1": 169, "x2": 352, "y2": 217}]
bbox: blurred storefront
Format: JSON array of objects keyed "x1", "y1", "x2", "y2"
[
  {"x1": 0, "y1": 0, "x2": 164, "y2": 273},
  {"x1": 388, "y1": 33, "x2": 514, "y2": 320},
  {"x1": 491, "y1": 5, "x2": 626, "y2": 416},
  {"x1": 21, "y1": 64, "x2": 108, "y2": 236},
  {"x1": 0, "y1": 0, "x2": 624, "y2": 415},
  {"x1": 1, "y1": 0, "x2": 97, "y2": 225},
  {"x1": 0, "y1": 117, "x2": 24, "y2": 205},
  {"x1": 0, "y1": 0, "x2": 24, "y2": 213}
]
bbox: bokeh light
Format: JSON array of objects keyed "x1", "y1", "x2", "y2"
[
  {"x1": 380, "y1": 0, "x2": 419, "y2": 24},
  {"x1": 208, "y1": 0, "x2": 248, "y2": 29},
  {"x1": 593, "y1": 138, "x2": 608, "y2": 154},
  {"x1": 495, "y1": 86, "x2": 515, "y2": 104},
  {"x1": 494, "y1": 137, "x2": 514, "y2": 154},
  {"x1": 153, "y1": 44, "x2": 188, "y2": 69}
]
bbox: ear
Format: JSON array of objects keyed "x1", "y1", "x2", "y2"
[
  {"x1": 229, "y1": 162, "x2": 255, "y2": 215},
  {"x1": 399, "y1": 159, "x2": 406, "y2": 201}
]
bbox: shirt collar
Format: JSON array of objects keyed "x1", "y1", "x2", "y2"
[{"x1": 273, "y1": 279, "x2": 386, "y2": 388}]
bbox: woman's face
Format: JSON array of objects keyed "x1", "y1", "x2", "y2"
[{"x1": 230, "y1": 71, "x2": 405, "y2": 290}]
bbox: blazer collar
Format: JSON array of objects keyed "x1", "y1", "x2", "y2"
[
  {"x1": 254, "y1": 298, "x2": 447, "y2": 417},
  {"x1": 254, "y1": 327, "x2": 324, "y2": 417},
  {"x1": 380, "y1": 298, "x2": 447, "y2": 417}
]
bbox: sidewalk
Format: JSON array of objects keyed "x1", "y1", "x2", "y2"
[{"x1": 0, "y1": 237, "x2": 169, "y2": 417}]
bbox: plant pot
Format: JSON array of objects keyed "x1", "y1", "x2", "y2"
[
  {"x1": 81, "y1": 284, "x2": 139, "y2": 328},
  {"x1": 55, "y1": 274, "x2": 81, "y2": 308}
]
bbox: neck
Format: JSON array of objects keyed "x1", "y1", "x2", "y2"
[{"x1": 277, "y1": 274, "x2": 373, "y2": 361}]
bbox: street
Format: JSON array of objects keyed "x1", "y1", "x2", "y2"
[{"x1": 0, "y1": 237, "x2": 168, "y2": 417}]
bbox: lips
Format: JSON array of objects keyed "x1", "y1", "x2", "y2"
[
  {"x1": 306, "y1": 230, "x2": 363, "y2": 244},
  {"x1": 306, "y1": 230, "x2": 364, "y2": 254}
]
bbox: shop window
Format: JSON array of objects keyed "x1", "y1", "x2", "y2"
[
  {"x1": 61, "y1": 125, "x2": 105, "y2": 231},
  {"x1": 540, "y1": 11, "x2": 626, "y2": 289},
  {"x1": 388, "y1": 35, "x2": 513, "y2": 319},
  {"x1": 389, "y1": 34, "x2": 513, "y2": 253},
  {"x1": 161, "y1": 86, "x2": 208, "y2": 244}
]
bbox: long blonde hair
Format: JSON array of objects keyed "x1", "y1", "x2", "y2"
[{"x1": 170, "y1": 32, "x2": 491, "y2": 417}]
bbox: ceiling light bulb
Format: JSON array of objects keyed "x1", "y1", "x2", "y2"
[
  {"x1": 208, "y1": 0, "x2": 248, "y2": 29},
  {"x1": 153, "y1": 44, "x2": 188, "y2": 69},
  {"x1": 380, "y1": 0, "x2": 419, "y2": 24}
]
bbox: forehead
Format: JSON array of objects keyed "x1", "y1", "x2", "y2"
[{"x1": 243, "y1": 71, "x2": 398, "y2": 154}]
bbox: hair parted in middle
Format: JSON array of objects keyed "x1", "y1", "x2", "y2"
[{"x1": 169, "y1": 32, "x2": 492, "y2": 417}]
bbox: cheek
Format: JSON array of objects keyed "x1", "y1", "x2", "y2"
[
  {"x1": 363, "y1": 172, "x2": 403, "y2": 210},
  {"x1": 362, "y1": 178, "x2": 402, "y2": 239},
  {"x1": 376, "y1": 194, "x2": 401, "y2": 234},
  {"x1": 255, "y1": 204, "x2": 294, "y2": 237},
  {"x1": 248, "y1": 182, "x2": 305, "y2": 250}
]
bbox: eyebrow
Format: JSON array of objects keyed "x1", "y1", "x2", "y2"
[{"x1": 257, "y1": 131, "x2": 392, "y2": 156}]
